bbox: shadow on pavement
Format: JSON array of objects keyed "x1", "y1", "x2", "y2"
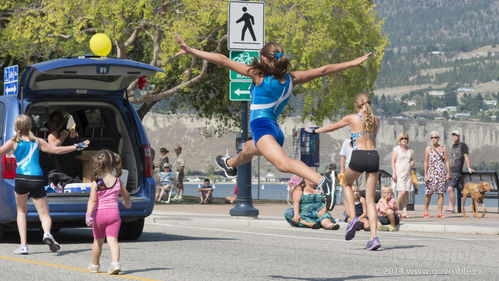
[
  {"x1": 269, "y1": 275, "x2": 388, "y2": 280},
  {"x1": 378, "y1": 244, "x2": 426, "y2": 251},
  {"x1": 138, "y1": 231, "x2": 236, "y2": 242},
  {"x1": 125, "y1": 267, "x2": 171, "y2": 274}
]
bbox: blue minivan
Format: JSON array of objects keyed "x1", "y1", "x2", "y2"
[{"x1": 0, "y1": 57, "x2": 163, "y2": 240}]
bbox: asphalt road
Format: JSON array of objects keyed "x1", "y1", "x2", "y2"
[{"x1": 1, "y1": 218, "x2": 498, "y2": 281}]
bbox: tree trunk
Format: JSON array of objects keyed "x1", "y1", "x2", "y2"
[{"x1": 136, "y1": 100, "x2": 160, "y2": 120}]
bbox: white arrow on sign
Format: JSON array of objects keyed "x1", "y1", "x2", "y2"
[
  {"x1": 5, "y1": 84, "x2": 17, "y2": 94},
  {"x1": 235, "y1": 88, "x2": 250, "y2": 96}
]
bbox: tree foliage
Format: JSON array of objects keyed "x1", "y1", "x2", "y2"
[{"x1": 0, "y1": 0, "x2": 386, "y2": 125}]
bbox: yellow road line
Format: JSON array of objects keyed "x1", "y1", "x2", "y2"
[{"x1": 0, "y1": 255, "x2": 160, "y2": 281}]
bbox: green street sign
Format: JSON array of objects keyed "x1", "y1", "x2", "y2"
[
  {"x1": 230, "y1": 81, "x2": 252, "y2": 101},
  {"x1": 230, "y1": 51, "x2": 259, "y2": 80}
]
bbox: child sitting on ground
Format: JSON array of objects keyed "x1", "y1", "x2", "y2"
[
  {"x1": 344, "y1": 185, "x2": 369, "y2": 230},
  {"x1": 376, "y1": 185, "x2": 401, "y2": 231}
]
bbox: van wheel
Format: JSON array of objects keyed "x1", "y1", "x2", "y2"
[{"x1": 119, "y1": 218, "x2": 144, "y2": 240}]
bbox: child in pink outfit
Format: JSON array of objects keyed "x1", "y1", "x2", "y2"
[
  {"x1": 86, "y1": 150, "x2": 131, "y2": 275},
  {"x1": 376, "y1": 186, "x2": 401, "y2": 231}
]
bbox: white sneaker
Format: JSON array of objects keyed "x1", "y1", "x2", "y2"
[
  {"x1": 14, "y1": 245, "x2": 28, "y2": 255},
  {"x1": 42, "y1": 233, "x2": 60, "y2": 252},
  {"x1": 88, "y1": 263, "x2": 100, "y2": 273},
  {"x1": 107, "y1": 262, "x2": 121, "y2": 275}
]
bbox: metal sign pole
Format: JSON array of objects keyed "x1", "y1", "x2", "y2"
[{"x1": 230, "y1": 101, "x2": 259, "y2": 217}]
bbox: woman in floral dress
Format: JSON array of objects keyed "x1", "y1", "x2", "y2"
[{"x1": 423, "y1": 131, "x2": 450, "y2": 218}]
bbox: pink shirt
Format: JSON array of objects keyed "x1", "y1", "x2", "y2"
[
  {"x1": 376, "y1": 197, "x2": 400, "y2": 217},
  {"x1": 95, "y1": 178, "x2": 121, "y2": 210}
]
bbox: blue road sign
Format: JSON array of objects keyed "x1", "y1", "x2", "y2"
[{"x1": 4, "y1": 65, "x2": 18, "y2": 96}]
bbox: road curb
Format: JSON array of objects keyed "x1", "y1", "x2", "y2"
[{"x1": 149, "y1": 211, "x2": 499, "y2": 235}]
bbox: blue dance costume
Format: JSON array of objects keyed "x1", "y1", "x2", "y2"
[
  {"x1": 14, "y1": 140, "x2": 46, "y2": 198},
  {"x1": 249, "y1": 74, "x2": 293, "y2": 146}
]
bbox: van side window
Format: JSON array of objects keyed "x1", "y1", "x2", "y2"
[{"x1": 0, "y1": 103, "x2": 4, "y2": 141}]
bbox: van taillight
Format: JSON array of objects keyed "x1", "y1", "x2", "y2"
[
  {"x1": 143, "y1": 145, "x2": 153, "y2": 177},
  {"x1": 2, "y1": 153, "x2": 17, "y2": 179}
]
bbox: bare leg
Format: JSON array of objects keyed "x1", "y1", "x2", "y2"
[
  {"x1": 107, "y1": 237, "x2": 120, "y2": 263},
  {"x1": 32, "y1": 197, "x2": 53, "y2": 234},
  {"x1": 299, "y1": 219, "x2": 315, "y2": 228},
  {"x1": 396, "y1": 191, "x2": 408, "y2": 216},
  {"x1": 14, "y1": 193, "x2": 29, "y2": 246},
  {"x1": 365, "y1": 172, "x2": 379, "y2": 240},
  {"x1": 157, "y1": 186, "x2": 166, "y2": 202},
  {"x1": 437, "y1": 194, "x2": 444, "y2": 216},
  {"x1": 198, "y1": 189, "x2": 204, "y2": 203},
  {"x1": 227, "y1": 139, "x2": 261, "y2": 168},
  {"x1": 342, "y1": 167, "x2": 362, "y2": 221},
  {"x1": 447, "y1": 186, "x2": 455, "y2": 210},
  {"x1": 92, "y1": 238, "x2": 105, "y2": 265},
  {"x1": 320, "y1": 218, "x2": 335, "y2": 229},
  {"x1": 251, "y1": 135, "x2": 323, "y2": 185},
  {"x1": 424, "y1": 194, "x2": 432, "y2": 215},
  {"x1": 386, "y1": 209, "x2": 395, "y2": 226}
]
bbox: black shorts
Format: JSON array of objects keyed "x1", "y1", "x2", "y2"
[
  {"x1": 448, "y1": 173, "x2": 464, "y2": 190},
  {"x1": 15, "y1": 174, "x2": 47, "y2": 198},
  {"x1": 378, "y1": 214, "x2": 400, "y2": 225},
  {"x1": 348, "y1": 150, "x2": 379, "y2": 173}
]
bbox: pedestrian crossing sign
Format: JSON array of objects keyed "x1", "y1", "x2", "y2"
[{"x1": 228, "y1": 1, "x2": 265, "y2": 50}]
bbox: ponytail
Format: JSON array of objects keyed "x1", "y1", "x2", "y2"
[
  {"x1": 249, "y1": 42, "x2": 291, "y2": 79},
  {"x1": 354, "y1": 92, "x2": 374, "y2": 134}
]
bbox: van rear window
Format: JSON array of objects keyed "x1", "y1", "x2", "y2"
[
  {"x1": 83, "y1": 109, "x2": 104, "y2": 125},
  {"x1": 35, "y1": 74, "x2": 121, "y2": 83}
]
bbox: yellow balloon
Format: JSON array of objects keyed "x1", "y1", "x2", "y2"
[{"x1": 89, "y1": 33, "x2": 112, "y2": 56}]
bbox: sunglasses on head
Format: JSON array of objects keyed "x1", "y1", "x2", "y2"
[{"x1": 431, "y1": 136, "x2": 439, "y2": 139}]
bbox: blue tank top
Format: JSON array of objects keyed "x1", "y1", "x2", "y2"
[
  {"x1": 351, "y1": 113, "x2": 376, "y2": 150},
  {"x1": 249, "y1": 74, "x2": 293, "y2": 122},
  {"x1": 14, "y1": 140, "x2": 43, "y2": 176}
]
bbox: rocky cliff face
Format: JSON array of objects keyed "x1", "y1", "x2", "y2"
[{"x1": 143, "y1": 113, "x2": 499, "y2": 174}]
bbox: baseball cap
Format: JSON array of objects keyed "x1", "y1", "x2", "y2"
[{"x1": 451, "y1": 130, "x2": 460, "y2": 136}]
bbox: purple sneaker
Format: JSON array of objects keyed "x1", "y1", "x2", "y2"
[
  {"x1": 345, "y1": 217, "x2": 361, "y2": 241},
  {"x1": 365, "y1": 237, "x2": 381, "y2": 251}
]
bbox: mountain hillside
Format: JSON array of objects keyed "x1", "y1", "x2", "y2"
[{"x1": 374, "y1": 0, "x2": 499, "y2": 90}]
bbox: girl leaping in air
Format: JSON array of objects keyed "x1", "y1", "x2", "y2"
[{"x1": 175, "y1": 34, "x2": 370, "y2": 208}]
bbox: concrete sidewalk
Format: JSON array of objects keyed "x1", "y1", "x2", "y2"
[{"x1": 151, "y1": 201, "x2": 499, "y2": 235}]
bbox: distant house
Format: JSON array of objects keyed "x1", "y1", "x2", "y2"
[
  {"x1": 484, "y1": 100, "x2": 497, "y2": 106},
  {"x1": 455, "y1": 112, "x2": 471, "y2": 118},
  {"x1": 428, "y1": 90, "x2": 445, "y2": 96},
  {"x1": 457, "y1": 87, "x2": 474, "y2": 93},
  {"x1": 405, "y1": 100, "x2": 416, "y2": 106}
]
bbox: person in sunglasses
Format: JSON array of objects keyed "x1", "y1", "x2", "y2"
[
  {"x1": 423, "y1": 131, "x2": 450, "y2": 218},
  {"x1": 391, "y1": 132, "x2": 414, "y2": 218}
]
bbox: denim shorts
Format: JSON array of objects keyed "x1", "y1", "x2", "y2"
[{"x1": 250, "y1": 117, "x2": 284, "y2": 147}]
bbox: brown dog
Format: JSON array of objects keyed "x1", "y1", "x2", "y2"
[{"x1": 462, "y1": 182, "x2": 492, "y2": 218}]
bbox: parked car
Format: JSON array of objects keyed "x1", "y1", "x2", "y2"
[{"x1": 0, "y1": 57, "x2": 163, "y2": 240}]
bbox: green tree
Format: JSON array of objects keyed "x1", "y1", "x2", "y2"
[{"x1": 0, "y1": 0, "x2": 387, "y2": 125}]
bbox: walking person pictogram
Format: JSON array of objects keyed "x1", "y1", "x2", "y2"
[{"x1": 236, "y1": 7, "x2": 256, "y2": 41}]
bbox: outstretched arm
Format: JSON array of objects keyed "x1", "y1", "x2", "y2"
[
  {"x1": 175, "y1": 34, "x2": 255, "y2": 79},
  {"x1": 313, "y1": 115, "x2": 351, "y2": 134},
  {"x1": 38, "y1": 138, "x2": 89, "y2": 154},
  {"x1": 291, "y1": 53, "x2": 371, "y2": 85}
]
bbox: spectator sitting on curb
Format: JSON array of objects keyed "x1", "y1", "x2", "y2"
[
  {"x1": 284, "y1": 176, "x2": 340, "y2": 230},
  {"x1": 198, "y1": 178, "x2": 213, "y2": 204},
  {"x1": 344, "y1": 185, "x2": 369, "y2": 231},
  {"x1": 376, "y1": 186, "x2": 401, "y2": 231},
  {"x1": 225, "y1": 185, "x2": 237, "y2": 204}
]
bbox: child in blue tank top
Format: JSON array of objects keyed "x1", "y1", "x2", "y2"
[
  {"x1": 0, "y1": 114, "x2": 89, "y2": 255},
  {"x1": 175, "y1": 34, "x2": 370, "y2": 210}
]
